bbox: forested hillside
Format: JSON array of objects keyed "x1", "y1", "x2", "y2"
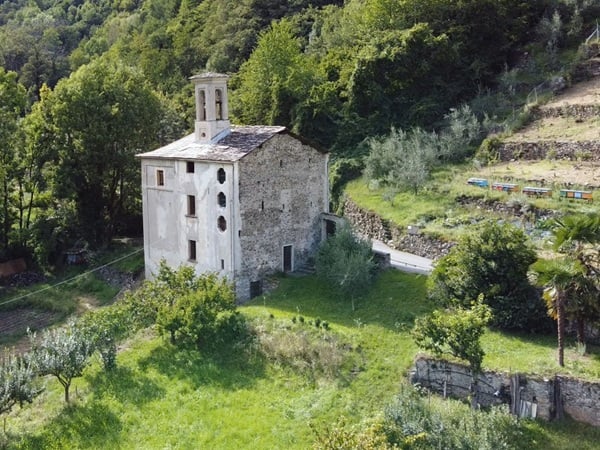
[{"x1": 1, "y1": 0, "x2": 598, "y2": 266}]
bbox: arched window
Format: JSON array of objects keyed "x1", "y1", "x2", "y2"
[
  {"x1": 198, "y1": 89, "x2": 206, "y2": 121},
  {"x1": 217, "y1": 216, "x2": 227, "y2": 232},
  {"x1": 218, "y1": 192, "x2": 226, "y2": 208},
  {"x1": 217, "y1": 168, "x2": 226, "y2": 184},
  {"x1": 215, "y1": 89, "x2": 223, "y2": 120}
]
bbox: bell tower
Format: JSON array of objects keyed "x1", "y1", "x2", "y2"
[{"x1": 190, "y1": 72, "x2": 231, "y2": 143}]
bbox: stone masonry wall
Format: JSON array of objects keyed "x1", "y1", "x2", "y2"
[
  {"x1": 411, "y1": 356, "x2": 600, "y2": 426},
  {"x1": 498, "y1": 140, "x2": 600, "y2": 162},
  {"x1": 343, "y1": 198, "x2": 454, "y2": 260},
  {"x1": 531, "y1": 104, "x2": 600, "y2": 121}
]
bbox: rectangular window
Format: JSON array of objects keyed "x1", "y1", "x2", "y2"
[
  {"x1": 221, "y1": 259, "x2": 225, "y2": 270},
  {"x1": 188, "y1": 240, "x2": 197, "y2": 261},
  {"x1": 156, "y1": 169, "x2": 165, "y2": 186},
  {"x1": 186, "y1": 161, "x2": 195, "y2": 173},
  {"x1": 187, "y1": 195, "x2": 196, "y2": 216}
]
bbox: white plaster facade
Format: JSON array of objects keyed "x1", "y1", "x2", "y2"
[{"x1": 137, "y1": 73, "x2": 329, "y2": 300}]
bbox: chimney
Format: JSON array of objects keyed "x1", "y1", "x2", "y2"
[{"x1": 190, "y1": 72, "x2": 231, "y2": 143}]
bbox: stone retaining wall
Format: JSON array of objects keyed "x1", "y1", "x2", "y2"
[
  {"x1": 499, "y1": 140, "x2": 600, "y2": 162},
  {"x1": 410, "y1": 356, "x2": 600, "y2": 426},
  {"x1": 532, "y1": 104, "x2": 600, "y2": 121},
  {"x1": 342, "y1": 198, "x2": 454, "y2": 260}
]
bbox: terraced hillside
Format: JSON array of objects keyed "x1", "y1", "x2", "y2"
[{"x1": 499, "y1": 45, "x2": 600, "y2": 175}]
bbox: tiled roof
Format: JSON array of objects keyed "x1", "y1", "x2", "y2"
[{"x1": 136, "y1": 125, "x2": 287, "y2": 162}]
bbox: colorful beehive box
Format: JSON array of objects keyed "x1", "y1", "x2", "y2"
[
  {"x1": 522, "y1": 186, "x2": 552, "y2": 198},
  {"x1": 467, "y1": 178, "x2": 489, "y2": 188},
  {"x1": 492, "y1": 182, "x2": 519, "y2": 193},
  {"x1": 559, "y1": 189, "x2": 593, "y2": 202}
]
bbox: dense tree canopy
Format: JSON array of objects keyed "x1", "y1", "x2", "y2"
[
  {"x1": 0, "y1": 0, "x2": 598, "y2": 262},
  {"x1": 28, "y1": 58, "x2": 167, "y2": 246},
  {"x1": 428, "y1": 221, "x2": 547, "y2": 331}
]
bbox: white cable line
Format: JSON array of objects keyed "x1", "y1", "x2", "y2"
[{"x1": 0, "y1": 247, "x2": 144, "y2": 308}]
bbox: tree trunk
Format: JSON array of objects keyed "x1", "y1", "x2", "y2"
[{"x1": 557, "y1": 295, "x2": 565, "y2": 367}]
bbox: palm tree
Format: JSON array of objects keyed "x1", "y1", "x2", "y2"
[
  {"x1": 551, "y1": 214, "x2": 600, "y2": 344},
  {"x1": 530, "y1": 258, "x2": 584, "y2": 367}
]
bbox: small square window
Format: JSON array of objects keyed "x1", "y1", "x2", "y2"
[
  {"x1": 188, "y1": 240, "x2": 197, "y2": 261},
  {"x1": 186, "y1": 161, "x2": 195, "y2": 173},
  {"x1": 187, "y1": 195, "x2": 196, "y2": 216},
  {"x1": 156, "y1": 169, "x2": 165, "y2": 186}
]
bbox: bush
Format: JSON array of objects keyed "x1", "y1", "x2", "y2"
[
  {"x1": 428, "y1": 221, "x2": 549, "y2": 331},
  {"x1": 0, "y1": 352, "x2": 42, "y2": 416},
  {"x1": 385, "y1": 386, "x2": 523, "y2": 449},
  {"x1": 315, "y1": 224, "x2": 376, "y2": 311},
  {"x1": 154, "y1": 269, "x2": 238, "y2": 349},
  {"x1": 475, "y1": 136, "x2": 502, "y2": 165}
]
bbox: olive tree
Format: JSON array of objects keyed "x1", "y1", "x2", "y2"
[
  {"x1": 315, "y1": 223, "x2": 376, "y2": 311},
  {"x1": 30, "y1": 325, "x2": 93, "y2": 403},
  {"x1": 0, "y1": 352, "x2": 42, "y2": 424}
]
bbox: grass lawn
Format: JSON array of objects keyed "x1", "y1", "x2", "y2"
[{"x1": 3, "y1": 271, "x2": 600, "y2": 449}]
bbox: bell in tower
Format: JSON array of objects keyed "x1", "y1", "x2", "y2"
[{"x1": 190, "y1": 72, "x2": 231, "y2": 143}]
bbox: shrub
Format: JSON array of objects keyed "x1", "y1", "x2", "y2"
[
  {"x1": 0, "y1": 352, "x2": 42, "y2": 417},
  {"x1": 428, "y1": 221, "x2": 549, "y2": 331},
  {"x1": 154, "y1": 269, "x2": 238, "y2": 349},
  {"x1": 385, "y1": 386, "x2": 523, "y2": 449},
  {"x1": 315, "y1": 224, "x2": 376, "y2": 311},
  {"x1": 475, "y1": 136, "x2": 502, "y2": 165}
]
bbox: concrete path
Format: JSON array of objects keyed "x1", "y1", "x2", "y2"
[{"x1": 372, "y1": 239, "x2": 434, "y2": 275}]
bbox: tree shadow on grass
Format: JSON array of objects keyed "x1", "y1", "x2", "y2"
[
  {"x1": 247, "y1": 271, "x2": 432, "y2": 332},
  {"x1": 86, "y1": 365, "x2": 166, "y2": 406},
  {"x1": 15, "y1": 401, "x2": 122, "y2": 449},
  {"x1": 137, "y1": 341, "x2": 267, "y2": 391}
]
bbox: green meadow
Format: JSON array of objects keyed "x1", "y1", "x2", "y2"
[{"x1": 3, "y1": 271, "x2": 600, "y2": 449}]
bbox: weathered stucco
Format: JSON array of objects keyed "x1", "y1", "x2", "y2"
[{"x1": 141, "y1": 159, "x2": 236, "y2": 280}]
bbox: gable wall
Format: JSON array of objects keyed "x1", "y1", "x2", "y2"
[{"x1": 236, "y1": 133, "x2": 328, "y2": 297}]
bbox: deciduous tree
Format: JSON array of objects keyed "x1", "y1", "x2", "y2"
[
  {"x1": 315, "y1": 224, "x2": 376, "y2": 311},
  {"x1": 428, "y1": 221, "x2": 544, "y2": 331},
  {"x1": 30, "y1": 325, "x2": 93, "y2": 403},
  {"x1": 32, "y1": 57, "x2": 164, "y2": 246},
  {"x1": 412, "y1": 297, "x2": 491, "y2": 407}
]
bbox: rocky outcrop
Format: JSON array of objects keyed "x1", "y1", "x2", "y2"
[{"x1": 342, "y1": 198, "x2": 454, "y2": 260}]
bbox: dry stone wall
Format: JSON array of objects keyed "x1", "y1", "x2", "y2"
[
  {"x1": 498, "y1": 140, "x2": 600, "y2": 162},
  {"x1": 342, "y1": 198, "x2": 453, "y2": 260},
  {"x1": 531, "y1": 104, "x2": 600, "y2": 121},
  {"x1": 411, "y1": 356, "x2": 600, "y2": 426}
]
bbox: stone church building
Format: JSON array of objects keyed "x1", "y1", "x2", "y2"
[{"x1": 137, "y1": 73, "x2": 330, "y2": 300}]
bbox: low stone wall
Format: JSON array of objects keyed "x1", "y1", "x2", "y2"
[
  {"x1": 499, "y1": 140, "x2": 600, "y2": 162},
  {"x1": 410, "y1": 356, "x2": 600, "y2": 426},
  {"x1": 342, "y1": 198, "x2": 453, "y2": 260},
  {"x1": 532, "y1": 104, "x2": 600, "y2": 121}
]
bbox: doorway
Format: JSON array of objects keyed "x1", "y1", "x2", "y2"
[{"x1": 283, "y1": 245, "x2": 293, "y2": 272}]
